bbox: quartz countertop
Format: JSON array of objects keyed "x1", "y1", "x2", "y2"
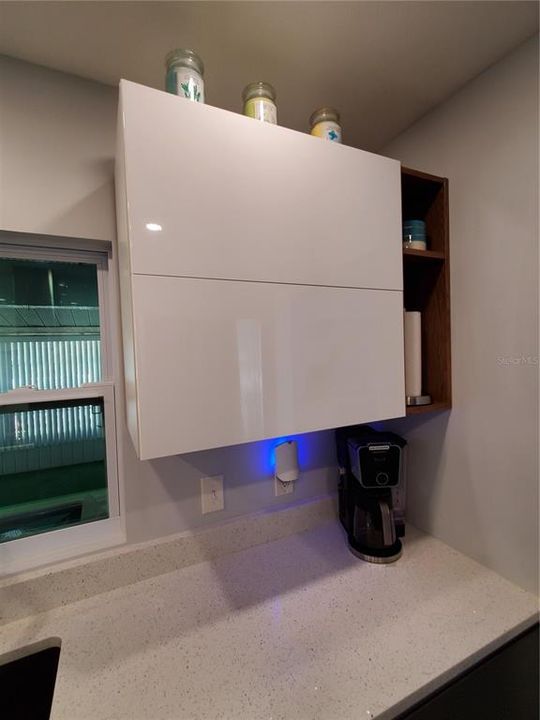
[{"x1": 0, "y1": 522, "x2": 537, "y2": 720}]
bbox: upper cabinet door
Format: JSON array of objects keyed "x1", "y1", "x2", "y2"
[
  {"x1": 130, "y1": 276, "x2": 405, "y2": 460},
  {"x1": 119, "y1": 81, "x2": 402, "y2": 291}
]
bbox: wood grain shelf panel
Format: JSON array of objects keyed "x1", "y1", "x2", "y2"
[
  {"x1": 406, "y1": 401, "x2": 451, "y2": 416},
  {"x1": 403, "y1": 249, "x2": 445, "y2": 260}
]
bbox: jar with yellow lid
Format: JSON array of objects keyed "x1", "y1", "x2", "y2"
[
  {"x1": 165, "y1": 48, "x2": 205, "y2": 103},
  {"x1": 242, "y1": 82, "x2": 277, "y2": 124},
  {"x1": 310, "y1": 107, "x2": 342, "y2": 143}
]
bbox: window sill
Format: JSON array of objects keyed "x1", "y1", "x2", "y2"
[{"x1": 0, "y1": 516, "x2": 126, "y2": 577}]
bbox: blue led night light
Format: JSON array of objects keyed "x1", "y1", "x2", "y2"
[
  {"x1": 259, "y1": 434, "x2": 313, "y2": 476},
  {"x1": 270, "y1": 437, "x2": 291, "y2": 472}
]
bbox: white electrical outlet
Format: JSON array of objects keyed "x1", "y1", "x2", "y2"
[
  {"x1": 201, "y1": 475, "x2": 224, "y2": 514},
  {"x1": 274, "y1": 476, "x2": 294, "y2": 497}
]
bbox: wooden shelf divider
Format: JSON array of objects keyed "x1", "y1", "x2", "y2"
[
  {"x1": 406, "y1": 401, "x2": 451, "y2": 416},
  {"x1": 403, "y1": 248, "x2": 445, "y2": 260}
]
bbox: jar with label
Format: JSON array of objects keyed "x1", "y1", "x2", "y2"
[
  {"x1": 403, "y1": 219, "x2": 427, "y2": 251},
  {"x1": 310, "y1": 107, "x2": 342, "y2": 143},
  {"x1": 165, "y1": 49, "x2": 205, "y2": 103},
  {"x1": 242, "y1": 82, "x2": 277, "y2": 124}
]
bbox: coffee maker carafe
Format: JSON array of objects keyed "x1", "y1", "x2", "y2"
[{"x1": 336, "y1": 426, "x2": 406, "y2": 563}]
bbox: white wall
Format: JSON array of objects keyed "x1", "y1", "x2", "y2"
[
  {"x1": 3, "y1": 44, "x2": 537, "y2": 590},
  {"x1": 382, "y1": 36, "x2": 539, "y2": 594},
  {"x1": 0, "y1": 55, "x2": 338, "y2": 545}
]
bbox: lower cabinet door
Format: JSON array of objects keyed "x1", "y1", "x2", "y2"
[
  {"x1": 395, "y1": 624, "x2": 539, "y2": 720},
  {"x1": 130, "y1": 275, "x2": 405, "y2": 459}
]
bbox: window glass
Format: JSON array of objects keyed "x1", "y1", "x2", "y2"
[
  {"x1": 0, "y1": 398, "x2": 109, "y2": 542},
  {"x1": 0, "y1": 258, "x2": 101, "y2": 392}
]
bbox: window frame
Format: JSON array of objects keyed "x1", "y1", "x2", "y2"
[{"x1": 0, "y1": 244, "x2": 124, "y2": 575}]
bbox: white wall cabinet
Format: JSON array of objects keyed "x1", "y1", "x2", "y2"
[{"x1": 116, "y1": 80, "x2": 405, "y2": 460}]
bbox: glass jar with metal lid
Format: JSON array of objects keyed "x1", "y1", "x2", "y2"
[
  {"x1": 310, "y1": 107, "x2": 342, "y2": 143},
  {"x1": 165, "y1": 49, "x2": 205, "y2": 103},
  {"x1": 242, "y1": 82, "x2": 277, "y2": 124}
]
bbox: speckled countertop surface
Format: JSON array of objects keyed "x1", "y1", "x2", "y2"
[{"x1": 0, "y1": 522, "x2": 537, "y2": 720}]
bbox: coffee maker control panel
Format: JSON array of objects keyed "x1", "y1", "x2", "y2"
[{"x1": 348, "y1": 440, "x2": 401, "y2": 489}]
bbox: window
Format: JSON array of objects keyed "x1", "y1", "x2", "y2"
[{"x1": 0, "y1": 245, "x2": 122, "y2": 572}]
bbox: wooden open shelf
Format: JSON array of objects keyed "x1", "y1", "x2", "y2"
[
  {"x1": 401, "y1": 166, "x2": 452, "y2": 416},
  {"x1": 403, "y1": 248, "x2": 445, "y2": 260},
  {"x1": 406, "y1": 401, "x2": 451, "y2": 416}
]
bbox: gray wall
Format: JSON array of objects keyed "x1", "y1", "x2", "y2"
[
  {"x1": 0, "y1": 54, "x2": 338, "y2": 545},
  {"x1": 0, "y1": 55, "x2": 117, "y2": 241},
  {"x1": 381, "y1": 36, "x2": 539, "y2": 594}
]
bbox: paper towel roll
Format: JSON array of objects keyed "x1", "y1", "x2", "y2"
[{"x1": 404, "y1": 311, "x2": 422, "y2": 397}]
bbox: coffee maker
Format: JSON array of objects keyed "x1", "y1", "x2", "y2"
[{"x1": 336, "y1": 426, "x2": 407, "y2": 563}]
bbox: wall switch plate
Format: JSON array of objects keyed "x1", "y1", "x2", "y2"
[
  {"x1": 274, "y1": 476, "x2": 294, "y2": 497},
  {"x1": 201, "y1": 475, "x2": 224, "y2": 514}
]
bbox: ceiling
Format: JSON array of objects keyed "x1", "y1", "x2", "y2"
[{"x1": 0, "y1": 1, "x2": 538, "y2": 150}]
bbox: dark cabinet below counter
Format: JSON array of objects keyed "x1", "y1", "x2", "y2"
[{"x1": 397, "y1": 624, "x2": 539, "y2": 720}]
